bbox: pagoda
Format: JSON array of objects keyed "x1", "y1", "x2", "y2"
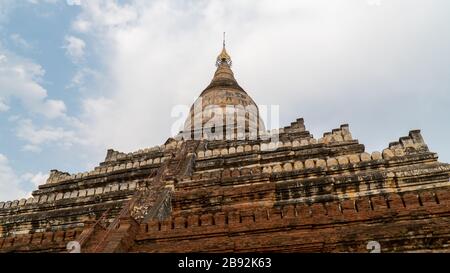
[{"x1": 1, "y1": 43, "x2": 450, "y2": 253}]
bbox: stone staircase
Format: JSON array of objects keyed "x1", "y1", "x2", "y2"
[{"x1": 78, "y1": 140, "x2": 200, "y2": 253}]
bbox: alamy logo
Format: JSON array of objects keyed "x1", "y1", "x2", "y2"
[
  {"x1": 367, "y1": 241, "x2": 381, "y2": 253},
  {"x1": 67, "y1": 241, "x2": 81, "y2": 253}
]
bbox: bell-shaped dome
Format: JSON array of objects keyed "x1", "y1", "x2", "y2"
[{"x1": 182, "y1": 43, "x2": 265, "y2": 140}]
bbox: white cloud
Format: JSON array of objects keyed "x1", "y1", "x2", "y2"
[
  {"x1": 1, "y1": 0, "x2": 60, "y2": 23},
  {"x1": 15, "y1": 119, "x2": 82, "y2": 152},
  {"x1": 66, "y1": 67, "x2": 100, "y2": 89},
  {"x1": 63, "y1": 35, "x2": 86, "y2": 63},
  {"x1": 0, "y1": 153, "x2": 49, "y2": 200},
  {"x1": 28, "y1": 0, "x2": 59, "y2": 4},
  {"x1": 72, "y1": 1, "x2": 137, "y2": 33},
  {"x1": 0, "y1": 0, "x2": 16, "y2": 23},
  {"x1": 21, "y1": 172, "x2": 48, "y2": 188},
  {"x1": 0, "y1": 47, "x2": 67, "y2": 118},
  {"x1": 66, "y1": 0, "x2": 450, "y2": 165},
  {"x1": 0, "y1": 154, "x2": 28, "y2": 200},
  {"x1": 72, "y1": 19, "x2": 90, "y2": 32},
  {"x1": 22, "y1": 144, "x2": 43, "y2": 153},
  {"x1": 2, "y1": 0, "x2": 450, "y2": 203},
  {"x1": 67, "y1": 0, "x2": 82, "y2": 6},
  {"x1": 10, "y1": 33, "x2": 31, "y2": 49},
  {"x1": 0, "y1": 97, "x2": 9, "y2": 112}
]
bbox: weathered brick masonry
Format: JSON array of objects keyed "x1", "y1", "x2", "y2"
[{"x1": 1, "y1": 46, "x2": 449, "y2": 253}]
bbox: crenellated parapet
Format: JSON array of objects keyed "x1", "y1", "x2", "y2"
[
  {"x1": 46, "y1": 170, "x2": 70, "y2": 184},
  {"x1": 43, "y1": 152, "x2": 173, "y2": 186},
  {"x1": 382, "y1": 130, "x2": 430, "y2": 159},
  {"x1": 0, "y1": 228, "x2": 83, "y2": 252},
  {"x1": 0, "y1": 180, "x2": 139, "y2": 212},
  {"x1": 318, "y1": 124, "x2": 353, "y2": 144},
  {"x1": 2, "y1": 39, "x2": 450, "y2": 253},
  {"x1": 1, "y1": 116, "x2": 449, "y2": 252},
  {"x1": 133, "y1": 188, "x2": 450, "y2": 253}
]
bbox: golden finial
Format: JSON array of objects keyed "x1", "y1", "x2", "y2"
[{"x1": 216, "y1": 32, "x2": 232, "y2": 67}]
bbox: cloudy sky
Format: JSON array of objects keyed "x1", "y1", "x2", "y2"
[{"x1": 0, "y1": 0, "x2": 449, "y2": 200}]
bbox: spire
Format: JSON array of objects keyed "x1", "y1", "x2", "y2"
[
  {"x1": 200, "y1": 34, "x2": 243, "y2": 94},
  {"x1": 181, "y1": 37, "x2": 266, "y2": 139},
  {"x1": 216, "y1": 32, "x2": 232, "y2": 67}
]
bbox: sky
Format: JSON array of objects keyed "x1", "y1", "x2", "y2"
[{"x1": 0, "y1": 0, "x2": 449, "y2": 201}]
